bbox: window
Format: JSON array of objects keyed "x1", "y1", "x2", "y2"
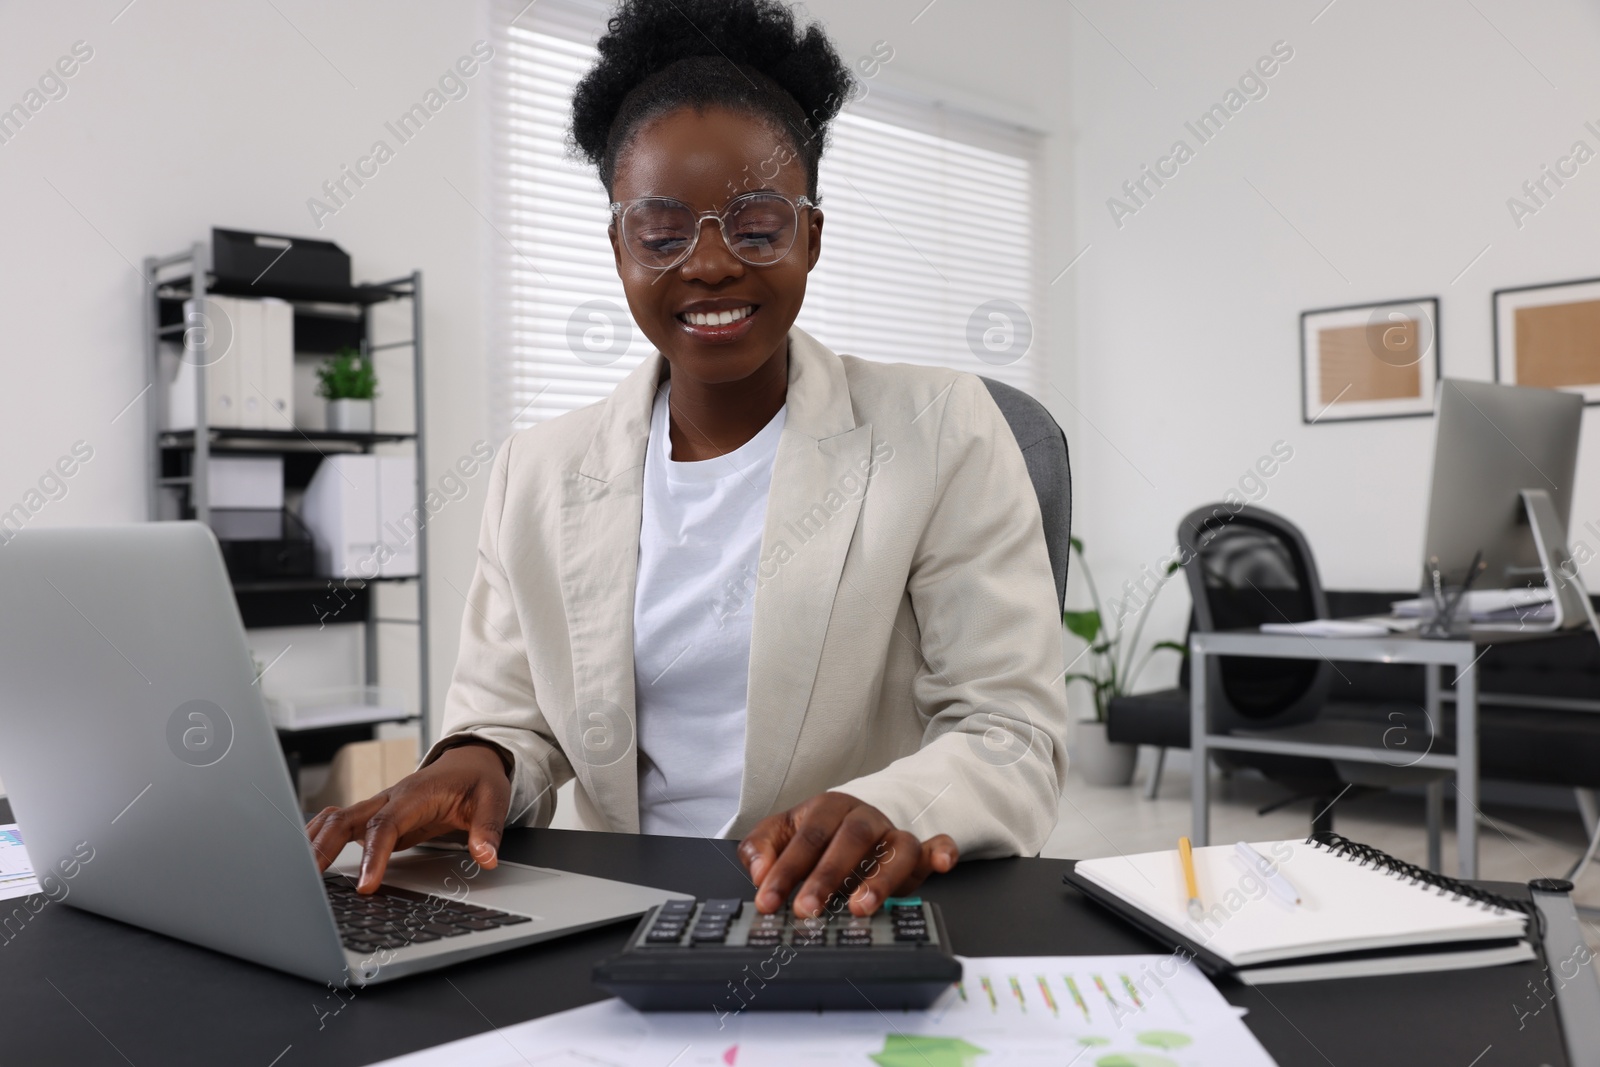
[{"x1": 491, "y1": 0, "x2": 1043, "y2": 439}]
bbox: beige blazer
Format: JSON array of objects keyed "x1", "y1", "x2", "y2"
[{"x1": 425, "y1": 327, "x2": 1069, "y2": 858}]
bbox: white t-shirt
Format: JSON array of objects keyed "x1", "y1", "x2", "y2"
[{"x1": 633, "y1": 382, "x2": 785, "y2": 837}]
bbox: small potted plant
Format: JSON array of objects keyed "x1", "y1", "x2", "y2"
[
  {"x1": 1063, "y1": 537, "x2": 1186, "y2": 787},
  {"x1": 316, "y1": 346, "x2": 377, "y2": 432}
]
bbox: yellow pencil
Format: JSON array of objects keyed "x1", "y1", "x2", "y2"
[{"x1": 1179, "y1": 836, "x2": 1203, "y2": 921}]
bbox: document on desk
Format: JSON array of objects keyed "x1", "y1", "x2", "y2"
[
  {"x1": 0, "y1": 824, "x2": 40, "y2": 900},
  {"x1": 370, "y1": 955, "x2": 1276, "y2": 1066},
  {"x1": 1258, "y1": 619, "x2": 1394, "y2": 637}
]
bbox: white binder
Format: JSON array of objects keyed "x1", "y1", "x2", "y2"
[
  {"x1": 301, "y1": 455, "x2": 379, "y2": 579},
  {"x1": 301, "y1": 454, "x2": 419, "y2": 579},
  {"x1": 234, "y1": 297, "x2": 266, "y2": 429},
  {"x1": 256, "y1": 297, "x2": 295, "y2": 430},
  {"x1": 166, "y1": 296, "x2": 242, "y2": 430}
]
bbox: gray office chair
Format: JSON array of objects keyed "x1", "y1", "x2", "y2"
[{"x1": 980, "y1": 377, "x2": 1071, "y2": 611}]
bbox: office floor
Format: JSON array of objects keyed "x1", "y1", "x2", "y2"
[{"x1": 1040, "y1": 754, "x2": 1600, "y2": 950}]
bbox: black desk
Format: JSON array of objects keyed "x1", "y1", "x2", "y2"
[{"x1": 1, "y1": 806, "x2": 1570, "y2": 1066}]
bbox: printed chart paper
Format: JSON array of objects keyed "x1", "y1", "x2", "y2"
[
  {"x1": 0, "y1": 825, "x2": 40, "y2": 901},
  {"x1": 370, "y1": 955, "x2": 1276, "y2": 1067}
]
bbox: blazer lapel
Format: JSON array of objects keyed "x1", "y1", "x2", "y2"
[
  {"x1": 737, "y1": 330, "x2": 872, "y2": 830},
  {"x1": 557, "y1": 356, "x2": 663, "y2": 834}
]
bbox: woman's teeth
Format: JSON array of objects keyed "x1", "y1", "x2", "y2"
[{"x1": 680, "y1": 306, "x2": 754, "y2": 326}]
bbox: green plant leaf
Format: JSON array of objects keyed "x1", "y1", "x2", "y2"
[
  {"x1": 1165, "y1": 559, "x2": 1183, "y2": 575},
  {"x1": 1062, "y1": 609, "x2": 1101, "y2": 644},
  {"x1": 1151, "y1": 639, "x2": 1189, "y2": 657},
  {"x1": 316, "y1": 346, "x2": 379, "y2": 401},
  {"x1": 1069, "y1": 536, "x2": 1084, "y2": 554}
]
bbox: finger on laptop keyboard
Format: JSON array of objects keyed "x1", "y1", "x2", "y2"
[
  {"x1": 359, "y1": 806, "x2": 404, "y2": 893},
  {"x1": 307, "y1": 794, "x2": 385, "y2": 871}
]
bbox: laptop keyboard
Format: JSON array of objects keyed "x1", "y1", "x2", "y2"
[{"x1": 323, "y1": 874, "x2": 532, "y2": 954}]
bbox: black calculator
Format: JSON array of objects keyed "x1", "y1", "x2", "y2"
[{"x1": 592, "y1": 895, "x2": 961, "y2": 1012}]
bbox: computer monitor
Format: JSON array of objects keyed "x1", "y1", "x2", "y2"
[{"x1": 1420, "y1": 378, "x2": 1584, "y2": 624}]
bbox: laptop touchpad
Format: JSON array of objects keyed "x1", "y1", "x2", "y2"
[{"x1": 328, "y1": 845, "x2": 560, "y2": 918}]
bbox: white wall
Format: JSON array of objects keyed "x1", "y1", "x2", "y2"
[
  {"x1": 1070, "y1": 0, "x2": 1600, "y2": 690},
  {"x1": 0, "y1": 1, "x2": 494, "y2": 730}
]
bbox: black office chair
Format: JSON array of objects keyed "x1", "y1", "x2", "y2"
[
  {"x1": 980, "y1": 378, "x2": 1071, "y2": 612},
  {"x1": 1180, "y1": 504, "x2": 1331, "y2": 734},
  {"x1": 1177, "y1": 506, "x2": 1345, "y2": 823},
  {"x1": 1177, "y1": 504, "x2": 1444, "y2": 842},
  {"x1": 1110, "y1": 508, "x2": 1339, "y2": 800}
]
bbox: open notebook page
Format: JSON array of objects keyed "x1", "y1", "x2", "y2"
[{"x1": 1075, "y1": 839, "x2": 1527, "y2": 967}]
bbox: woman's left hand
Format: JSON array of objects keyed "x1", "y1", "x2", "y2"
[{"x1": 737, "y1": 791, "x2": 959, "y2": 916}]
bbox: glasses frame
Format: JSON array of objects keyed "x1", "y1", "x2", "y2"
[{"x1": 609, "y1": 191, "x2": 818, "y2": 272}]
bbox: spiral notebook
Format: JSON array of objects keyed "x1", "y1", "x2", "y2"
[{"x1": 1066, "y1": 834, "x2": 1535, "y2": 985}]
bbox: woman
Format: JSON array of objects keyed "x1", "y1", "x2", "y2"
[{"x1": 309, "y1": 0, "x2": 1068, "y2": 919}]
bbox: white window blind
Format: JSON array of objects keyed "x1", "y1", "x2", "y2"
[{"x1": 491, "y1": 0, "x2": 1043, "y2": 439}]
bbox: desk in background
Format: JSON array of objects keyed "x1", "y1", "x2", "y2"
[
  {"x1": 0, "y1": 797, "x2": 1569, "y2": 1067},
  {"x1": 1191, "y1": 628, "x2": 1569, "y2": 880}
]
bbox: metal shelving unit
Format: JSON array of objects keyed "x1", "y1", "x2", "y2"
[{"x1": 141, "y1": 240, "x2": 431, "y2": 740}]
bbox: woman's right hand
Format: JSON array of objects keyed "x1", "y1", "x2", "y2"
[{"x1": 305, "y1": 741, "x2": 513, "y2": 894}]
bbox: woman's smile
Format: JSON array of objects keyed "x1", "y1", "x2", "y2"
[{"x1": 675, "y1": 299, "x2": 761, "y2": 343}]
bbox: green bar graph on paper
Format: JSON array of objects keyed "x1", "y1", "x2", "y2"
[
  {"x1": 1036, "y1": 975, "x2": 1058, "y2": 1017},
  {"x1": 1065, "y1": 975, "x2": 1090, "y2": 1021}
]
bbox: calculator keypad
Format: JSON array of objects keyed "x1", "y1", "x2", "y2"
[
  {"x1": 597, "y1": 895, "x2": 958, "y2": 1013},
  {"x1": 889, "y1": 899, "x2": 930, "y2": 942},
  {"x1": 637, "y1": 896, "x2": 940, "y2": 949}
]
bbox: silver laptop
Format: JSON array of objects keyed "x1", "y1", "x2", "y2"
[{"x1": 0, "y1": 522, "x2": 684, "y2": 986}]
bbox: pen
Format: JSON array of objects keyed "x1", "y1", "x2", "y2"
[
  {"x1": 1235, "y1": 841, "x2": 1301, "y2": 906},
  {"x1": 1178, "y1": 836, "x2": 1203, "y2": 921}
]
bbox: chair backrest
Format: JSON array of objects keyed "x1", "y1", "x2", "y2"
[
  {"x1": 981, "y1": 377, "x2": 1071, "y2": 612},
  {"x1": 1177, "y1": 504, "x2": 1331, "y2": 727}
]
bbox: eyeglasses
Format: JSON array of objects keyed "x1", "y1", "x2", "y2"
[{"x1": 610, "y1": 191, "x2": 817, "y2": 272}]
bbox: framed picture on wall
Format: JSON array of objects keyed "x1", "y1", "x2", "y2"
[
  {"x1": 1299, "y1": 297, "x2": 1440, "y2": 424},
  {"x1": 1494, "y1": 277, "x2": 1600, "y2": 404}
]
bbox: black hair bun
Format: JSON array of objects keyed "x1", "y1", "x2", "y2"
[{"x1": 570, "y1": 0, "x2": 855, "y2": 195}]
